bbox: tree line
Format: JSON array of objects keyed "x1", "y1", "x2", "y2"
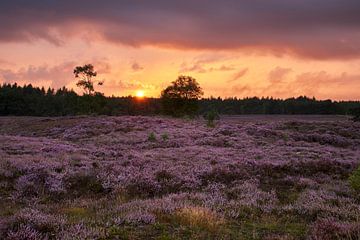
[
  {"x1": 1, "y1": 83, "x2": 359, "y2": 117},
  {"x1": 0, "y1": 64, "x2": 359, "y2": 118}
]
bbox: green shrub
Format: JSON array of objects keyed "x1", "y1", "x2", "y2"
[
  {"x1": 161, "y1": 133, "x2": 169, "y2": 141},
  {"x1": 349, "y1": 166, "x2": 360, "y2": 192},
  {"x1": 203, "y1": 109, "x2": 220, "y2": 127},
  {"x1": 148, "y1": 132, "x2": 157, "y2": 142}
]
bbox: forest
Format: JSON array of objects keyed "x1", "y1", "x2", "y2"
[{"x1": 1, "y1": 83, "x2": 359, "y2": 117}]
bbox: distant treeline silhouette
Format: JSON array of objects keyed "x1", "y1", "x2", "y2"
[{"x1": 0, "y1": 83, "x2": 359, "y2": 116}]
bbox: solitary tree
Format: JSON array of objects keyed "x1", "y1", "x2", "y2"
[
  {"x1": 74, "y1": 64, "x2": 103, "y2": 95},
  {"x1": 161, "y1": 75, "x2": 203, "y2": 116}
]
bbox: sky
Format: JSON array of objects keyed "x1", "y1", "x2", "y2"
[{"x1": 0, "y1": 0, "x2": 360, "y2": 100}]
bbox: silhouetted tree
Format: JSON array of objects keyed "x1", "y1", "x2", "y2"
[
  {"x1": 74, "y1": 64, "x2": 103, "y2": 95},
  {"x1": 161, "y1": 75, "x2": 203, "y2": 116}
]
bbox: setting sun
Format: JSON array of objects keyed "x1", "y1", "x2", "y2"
[{"x1": 135, "y1": 90, "x2": 145, "y2": 98}]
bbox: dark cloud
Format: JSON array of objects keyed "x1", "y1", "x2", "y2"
[
  {"x1": 228, "y1": 68, "x2": 249, "y2": 82},
  {"x1": 180, "y1": 55, "x2": 236, "y2": 73},
  {"x1": 179, "y1": 62, "x2": 207, "y2": 73},
  {"x1": 104, "y1": 79, "x2": 159, "y2": 93},
  {"x1": 209, "y1": 65, "x2": 236, "y2": 72},
  {"x1": 131, "y1": 62, "x2": 144, "y2": 72},
  {"x1": 180, "y1": 63, "x2": 236, "y2": 73},
  {"x1": 1, "y1": 1, "x2": 360, "y2": 59},
  {"x1": 231, "y1": 84, "x2": 252, "y2": 96}
]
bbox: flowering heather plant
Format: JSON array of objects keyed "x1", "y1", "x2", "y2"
[
  {"x1": 310, "y1": 218, "x2": 360, "y2": 240},
  {"x1": 0, "y1": 116, "x2": 359, "y2": 239},
  {"x1": 2, "y1": 208, "x2": 65, "y2": 239},
  {"x1": 58, "y1": 223, "x2": 107, "y2": 240},
  {"x1": 115, "y1": 211, "x2": 156, "y2": 226},
  {"x1": 5, "y1": 224, "x2": 43, "y2": 240}
]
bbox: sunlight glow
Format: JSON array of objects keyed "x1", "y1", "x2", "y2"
[{"x1": 135, "y1": 90, "x2": 145, "y2": 98}]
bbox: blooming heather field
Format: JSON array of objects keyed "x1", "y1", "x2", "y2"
[{"x1": 1, "y1": 116, "x2": 360, "y2": 239}]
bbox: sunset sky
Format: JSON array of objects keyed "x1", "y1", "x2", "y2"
[{"x1": 0, "y1": 1, "x2": 360, "y2": 100}]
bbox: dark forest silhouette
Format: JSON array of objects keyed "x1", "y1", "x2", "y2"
[{"x1": 1, "y1": 83, "x2": 360, "y2": 118}]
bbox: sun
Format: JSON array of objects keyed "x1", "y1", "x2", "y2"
[{"x1": 135, "y1": 90, "x2": 145, "y2": 98}]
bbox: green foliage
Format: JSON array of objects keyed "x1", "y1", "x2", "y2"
[
  {"x1": 161, "y1": 133, "x2": 169, "y2": 141},
  {"x1": 0, "y1": 83, "x2": 359, "y2": 117},
  {"x1": 349, "y1": 166, "x2": 360, "y2": 192},
  {"x1": 74, "y1": 64, "x2": 104, "y2": 95},
  {"x1": 204, "y1": 109, "x2": 220, "y2": 127},
  {"x1": 148, "y1": 132, "x2": 157, "y2": 142},
  {"x1": 161, "y1": 75, "x2": 203, "y2": 117}
]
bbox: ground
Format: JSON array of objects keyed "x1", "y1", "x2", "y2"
[{"x1": 0, "y1": 115, "x2": 360, "y2": 239}]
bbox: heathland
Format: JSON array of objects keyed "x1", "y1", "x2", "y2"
[{"x1": 1, "y1": 115, "x2": 360, "y2": 239}]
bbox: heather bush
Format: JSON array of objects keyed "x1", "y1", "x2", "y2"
[
  {"x1": 293, "y1": 133, "x2": 352, "y2": 147},
  {"x1": 5, "y1": 224, "x2": 43, "y2": 240},
  {"x1": 115, "y1": 211, "x2": 156, "y2": 226},
  {"x1": 224, "y1": 180, "x2": 279, "y2": 216},
  {"x1": 3, "y1": 209, "x2": 64, "y2": 239},
  {"x1": 14, "y1": 172, "x2": 48, "y2": 198},
  {"x1": 310, "y1": 218, "x2": 360, "y2": 240},
  {"x1": 64, "y1": 172, "x2": 105, "y2": 197},
  {"x1": 58, "y1": 223, "x2": 106, "y2": 240}
]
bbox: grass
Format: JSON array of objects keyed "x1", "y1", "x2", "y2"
[{"x1": 102, "y1": 212, "x2": 308, "y2": 240}]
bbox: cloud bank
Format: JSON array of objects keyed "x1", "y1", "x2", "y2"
[{"x1": 1, "y1": 0, "x2": 360, "y2": 59}]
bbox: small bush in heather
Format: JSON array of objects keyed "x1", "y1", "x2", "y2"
[
  {"x1": 204, "y1": 109, "x2": 220, "y2": 127},
  {"x1": 64, "y1": 172, "x2": 105, "y2": 196},
  {"x1": 14, "y1": 172, "x2": 48, "y2": 198},
  {"x1": 161, "y1": 133, "x2": 169, "y2": 141},
  {"x1": 148, "y1": 132, "x2": 157, "y2": 142},
  {"x1": 349, "y1": 166, "x2": 360, "y2": 192}
]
